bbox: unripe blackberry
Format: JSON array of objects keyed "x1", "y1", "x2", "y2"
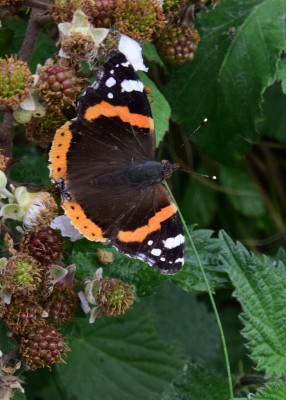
[
  {"x1": 96, "y1": 278, "x2": 134, "y2": 317},
  {"x1": 3, "y1": 297, "x2": 44, "y2": 335},
  {"x1": 26, "y1": 110, "x2": 67, "y2": 148},
  {"x1": 0, "y1": 153, "x2": 10, "y2": 171},
  {"x1": 83, "y1": 0, "x2": 115, "y2": 27},
  {"x1": 115, "y1": 0, "x2": 164, "y2": 40},
  {"x1": 163, "y1": 0, "x2": 187, "y2": 12},
  {"x1": 0, "y1": 56, "x2": 33, "y2": 107},
  {"x1": 44, "y1": 283, "x2": 78, "y2": 323},
  {"x1": 38, "y1": 61, "x2": 82, "y2": 109},
  {"x1": 20, "y1": 324, "x2": 67, "y2": 370},
  {"x1": 0, "y1": 254, "x2": 42, "y2": 295},
  {"x1": 20, "y1": 227, "x2": 64, "y2": 265},
  {"x1": 157, "y1": 25, "x2": 200, "y2": 64},
  {"x1": 48, "y1": 0, "x2": 83, "y2": 23}
]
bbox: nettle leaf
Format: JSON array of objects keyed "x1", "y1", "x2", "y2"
[
  {"x1": 219, "y1": 165, "x2": 266, "y2": 217},
  {"x1": 172, "y1": 229, "x2": 229, "y2": 292},
  {"x1": 25, "y1": 311, "x2": 184, "y2": 400},
  {"x1": 140, "y1": 282, "x2": 220, "y2": 362},
  {"x1": 251, "y1": 381, "x2": 286, "y2": 399},
  {"x1": 139, "y1": 72, "x2": 171, "y2": 146},
  {"x1": 220, "y1": 231, "x2": 286, "y2": 377},
  {"x1": 162, "y1": 363, "x2": 229, "y2": 400},
  {"x1": 164, "y1": 0, "x2": 286, "y2": 164}
]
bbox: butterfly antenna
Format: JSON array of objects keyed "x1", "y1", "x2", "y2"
[
  {"x1": 180, "y1": 166, "x2": 217, "y2": 181},
  {"x1": 174, "y1": 117, "x2": 208, "y2": 156}
]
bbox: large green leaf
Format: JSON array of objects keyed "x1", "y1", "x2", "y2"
[
  {"x1": 140, "y1": 282, "x2": 220, "y2": 362},
  {"x1": 164, "y1": 0, "x2": 286, "y2": 164},
  {"x1": 162, "y1": 363, "x2": 229, "y2": 400},
  {"x1": 25, "y1": 310, "x2": 184, "y2": 400},
  {"x1": 220, "y1": 231, "x2": 286, "y2": 377}
]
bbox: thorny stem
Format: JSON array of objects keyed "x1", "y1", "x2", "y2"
[
  {"x1": 25, "y1": 0, "x2": 51, "y2": 10},
  {"x1": 18, "y1": 7, "x2": 45, "y2": 62}
]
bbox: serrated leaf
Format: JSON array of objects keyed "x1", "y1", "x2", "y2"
[
  {"x1": 140, "y1": 282, "x2": 220, "y2": 361},
  {"x1": 251, "y1": 381, "x2": 286, "y2": 399},
  {"x1": 220, "y1": 231, "x2": 286, "y2": 377},
  {"x1": 164, "y1": 0, "x2": 286, "y2": 164},
  {"x1": 162, "y1": 363, "x2": 229, "y2": 400},
  {"x1": 138, "y1": 72, "x2": 171, "y2": 146},
  {"x1": 219, "y1": 165, "x2": 265, "y2": 217},
  {"x1": 25, "y1": 311, "x2": 184, "y2": 400}
]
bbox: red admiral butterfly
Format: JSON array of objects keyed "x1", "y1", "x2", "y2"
[{"x1": 49, "y1": 50, "x2": 184, "y2": 274}]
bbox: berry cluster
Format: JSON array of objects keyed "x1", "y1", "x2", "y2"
[{"x1": 0, "y1": 227, "x2": 77, "y2": 370}]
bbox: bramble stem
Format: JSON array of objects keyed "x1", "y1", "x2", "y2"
[{"x1": 165, "y1": 182, "x2": 234, "y2": 400}]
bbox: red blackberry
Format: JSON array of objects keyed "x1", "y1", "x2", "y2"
[
  {"x1": 21, "y1": 227, "x2": 64, "y2": 265},
  {"x1": 44, "y1": 283, "x2": 78, "y2": 323},
  {"x1": 19, "y1": 323, "x2": 68, "y2": 370}
]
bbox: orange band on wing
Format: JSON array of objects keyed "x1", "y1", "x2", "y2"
[
  {"x1": 117, "y1": 203, "x2": 177, "y2": 243},
  {"x1": 84, "y1": 100, "x2": 154, "y2": 130},
  {"x1": 49, "y1": 121, "x2": 73, "y2": 181},
  {"x1": 63, "y1": 199, "x2": 106, "y2": 242}
]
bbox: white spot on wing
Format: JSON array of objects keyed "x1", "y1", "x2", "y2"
[
  {"x1": 110, "y1": 69, "x2": 114, "y2": 74},
  {"x1": 121, "y1": 79, "x2": 144, "y2": 93},
  {"x1": 175, "y1": 258, "x2": 184, "y2": 264},
  {"x1": 121, "y1": 61, "x2": 130, "y2": 67},
  {"x1": 160, "y1": 257, "x2": 166, "y2": 262},
  {"x1": 151, "y1": 248, "x2": 162, "y2": 256},
  {"x1": 107, "y1": 92, "x2": 113, "y2": 99},
  {"x1": 163, "y1": 234, "x2": 185, "y2": 249},
  {"x1": 106, "y1": 77, "x2": 116, "y2": 87},
  {"x1": 147, "y1": 240, "x2": 153, "y2": 246}
]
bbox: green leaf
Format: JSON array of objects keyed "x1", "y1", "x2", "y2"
[
  {"x1": 172, "y1": 229, "x2": 229, "y2": 292},
  {"x1": 277, "y1": 57, "x2": 286, "y2": 94},
  {"x1": 219, "y1": 165, "x2": 266, "y2": 217},
  {"x1": 139, "y1": 72, "x2": 171, "y2": 146},
  {"x1": 162, "y1": 363, "x2": 229, "y2": 400},
  {"x1": 140, "y1": 282, "x2": 220, "y2": 361},
  {"x1": 164, "y1": 0, "x2": 286, "y2": 164},
  {"x1": 181, "y1": 175, "x2": 218, "y2": 226},
  {"x1": 10, "y1": 146, "x2": 50, "y2": 186},
  {"x1": 142, "y1": 41, "x2": 165, "y2": 67},
  {"x1": 260, "y1": 82, "x2": 286, "y2": 143},
  {"x1": 12, "y1": 391, "x2": 27, "y2": 400},
  {"x1": 0, "y1": 26, "x2": 14, "y2": 56},
  {"x1": 25, "y1": 311, "x2": 184, "y2": 400},
  {"x1": 220, "y1": 231, "x2": 286, "y2": 377},
  {"x1": 251, "y1": 381, "x2": 286, "y2": 399}
]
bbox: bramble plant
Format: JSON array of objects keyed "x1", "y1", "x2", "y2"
[{"x1": 0, "y1": 1, "x2": 286, "y2": 400}]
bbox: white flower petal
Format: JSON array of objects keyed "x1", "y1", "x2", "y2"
[
  {"x1": 118, "y1": 35, "x2": 148, "y2": 72},
  {"x1": 19, "y1": 92, "x2": 36, "y2": 111},
  {"x1": 50, "y1": 215, "x2": 83, "y2": 241}
]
